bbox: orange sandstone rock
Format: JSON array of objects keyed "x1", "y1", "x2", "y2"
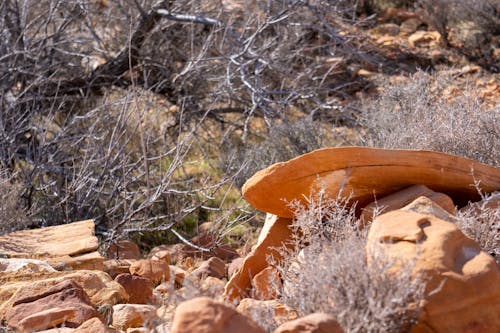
[
  {"x1": 170, "y1": 297, "x2": 265, "y2": 333},
  {"x1": 242, "y1": 147, "x2": 500, "y2": 218},
  {"x1": 129, "y1": 259, "x2": 170, "y2": 284},
  {"x1": 367, "y1": 204, "x2": 500, "y2": 332},
  {"x1": 224, "y1": 214, "x2": 293, "y2": 302},
  {"x1": 361, "y1": 185, "x2": 456, "y2": 223},
  {"x1": 252, "y1": 266, "x2": 282, "y2": 300}
]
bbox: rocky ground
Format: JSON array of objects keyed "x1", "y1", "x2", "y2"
[
  {"x1": 0, "y1": 2, "x2": 499, "y2": 332},
  {"x1": 0, "y1": 147, "x2": 498, "y2": 333}
]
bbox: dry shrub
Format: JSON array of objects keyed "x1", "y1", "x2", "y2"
[
  {"x1": 455, "y1": 191, "x2": 500, "y2": 262},
  {"x1": 418, "y1": 0, "x2": 499, "y2": 70},
  {"x1": 276, "y1": 192, "x2": 426, "y2": 333},
  {"x1": 0, "y1": 170, "x2": 29, "y2": 234},
  {"x1": 221, "y1": 117, "x2": 330, "y2": 188},
  {"x1": 359, "y1": 71, "x2": 499, "y2": 167}
]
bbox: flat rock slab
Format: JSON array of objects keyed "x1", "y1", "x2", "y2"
[
  {"x1": 0, "y1": 220, "x2": 99, "y2": 258},
  {"x1": 243, "y1": 147, "x2": 500, "y2": 218}
]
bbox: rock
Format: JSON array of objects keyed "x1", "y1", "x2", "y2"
[
  {"x1": 0, "y1": 258, "x2": 56, "y2": 273},
  {"x1": 149, "y1": 250, "x2": 171, "y2": 265},
  {"x1": 199, "y1": 277, "x2": 226, "y2": 296},
  {"x1": 273, "y1": 313, "x2": 343, "y2": 333},
  {"x1": 170, "y1": 265, "x2": 186, "y2": 285},
  {"x1": 106, "y1": 241, "x2": 141, "y2": 260},
  {"x1": 111, "y1": 304, "x2": 158, "y2": 330},
  {"x1": 74, "y1": 317, "x2": 120, "y2": 333},
  {"x1": 114, "y1": 274, "x2": 153, "y2": 304},
  {"x1": 225, "y1": 214, "x2": 293, "y2": 301},
  {"x1": 6, "y1": 280, "x2": 101, "y2": 330},
  {"x1": 189, "y1": 257, "x2": 226, "y2": 280},
  {"x1": 408, "y1": 31, "x2": 441, "y2": 48},
  {"x1": 227, "y1": 257, "x2": 244, "y2": 278},
  {"x1": 36, "y1": 328, "x2": 74, "y2": 333},
  {"x1": 0, "y1": 270, "x2": 128, "y2": 319},
  {"x1": 0, "y1": 220, "x2": 104, "y2": 271},
  {"x1": 401, "y1": 196, "x2": 456, "y2": 222},
  {"x1": 13, "y1": 307, "x2": 76, "y2": 332},
  {"x1": 129, "y1": 259, "x2": 170, "y2": 284},
  {"x1": 242, "y1": 147, "x2": 500, "y2": 218},
  {"x1": 170, "y1": 297, "x2": 265, "y2": 333},
  {"x1": 0, "y1": 220, "x2": 98, "y2": 257},
  {"x1": 252, "y1": 266, "x2": 281, "y2": 300},
  {"x1": 360, "y1": 185, "x2": 456, "y2": 223},
  {"x1": 367, "y1": 205, "x2": 500, "y2": 332},
  {"x1": 103, "y1": 259, "x2": 135, "y2": 279},
  {"x1": 237, "y1": 299, "x2": 297, "y2": 325},
  {"x1": 47, "y1": 251, "x2": 105, "y2": 271}
]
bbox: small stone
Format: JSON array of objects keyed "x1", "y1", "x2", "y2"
[
  {"x1": 112, "y1": 304, "x2": 158, "y2": 330},
  {"x1": 129, "y1": 259, "x2": 170, "y2": 284},
  {"x1": 74, "y1": 317, "x2": 120, "y2": 333},
  {"x1": 237, "y1": 299, "x2": 297, "y2": 326},
  {"x1": 114, "y1": 274, "x2": 153, "y2": 304},
  {"x1": 106, "y1": 241, "x2": 141, "y2": 260},
  {"x1": 170, "y1": 265, "x2": 186, "y2": 285},
  {"x1": 408, "y1": 30, "x2": 441, "y2": 48},
  {"x1": 189, "y1": 257, "x2": 226, "y2": 280},
  {"x1": 252, "y1": 266, "x2": 281, "y2": 300}
]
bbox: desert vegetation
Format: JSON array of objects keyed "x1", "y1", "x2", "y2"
[{"x1": 0, "y1": 0, "x2": 498, "y2": 332}]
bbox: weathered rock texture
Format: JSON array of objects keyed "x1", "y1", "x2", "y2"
[
  {"x1": 0, "y1": 220, "x2": 104, "y2": 271},
  {"x1": 367, "y1": 203, "x2": 500, "y2": 332},
  {"x1": 242, "y1": 147, "x2": 500, "y2": 218},
  {"x1": 0, "y1": 270, "x2": 128, "y2": 320},
  {"x1": 114, "y1": 274, "x2": 153, "y2": 304},
  {"x1": 6, "y1": 280, "x2": 101, "y2": 330},
  {"x1": 224, "y1": 214, "x2": 293, "y2": 301}
]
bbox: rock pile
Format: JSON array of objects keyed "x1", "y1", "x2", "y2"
[{"x1": 0, "y1": 146, "x2": 498, "y2": 332}]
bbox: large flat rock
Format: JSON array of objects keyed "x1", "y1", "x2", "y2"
[
  {"x1": 242, "y1": 147, "x2": 500, "y2": 218},
  {"x1": 0, "y1": 220, "x2": 99, "y2": 258}
]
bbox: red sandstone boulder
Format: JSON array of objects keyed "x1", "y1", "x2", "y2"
[
  {"x1": 367, "y1": 200, "x2": 500, "y2": 332},
  {"x1": 6, "y1": 280, "x2": 101, "y2": 330},
  {"x1": 360, "y1": 184, "x2": 456, "y2": 223},
  {"x1": 170, "y1": 297, "x2": 265, "y2": 333}
]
